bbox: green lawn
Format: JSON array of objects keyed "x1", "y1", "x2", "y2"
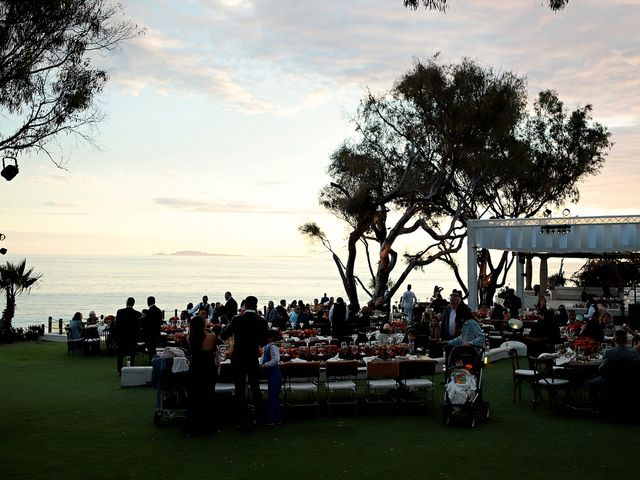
[{"x1": 0, "y1": 341, "x2": 637, "y2": 480}]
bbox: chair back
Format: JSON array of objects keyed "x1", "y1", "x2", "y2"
[
  {"x1": 325, "y1": 360, "x2": 358, "y2": 379},
  {"x1": 281, "y1": 361, "x2": 321, "y2": 381},
  {"x1": 528, "y1": 356, "x2": 555, "y2": 381},
  {"x1": 218, "y1": 363, "x2": 234, "y2": 383},
  {"x1": 508, "y1": 348, "x2": 520, "y2": 373},
  {"x1": 367, "y1": 360, "x2": 399, "y2": 379},
  {"x1": 400, "y1": 359, "x2": 436, "y2": 378}
]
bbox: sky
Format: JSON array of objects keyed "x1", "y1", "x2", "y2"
[{"x1": 1, "y1": 0, "x2": 639, "y2": 259}]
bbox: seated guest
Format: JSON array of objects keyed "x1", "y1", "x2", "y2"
[
  {"x1": 580, "y1": 315, "x2": 604, "y2": 342},
  {"x1": 298, "y1": 307, "x2": 312, "y2": 329},
  {"x1": 377, "y1": 323, "x2": 395, "y2": 345},
  {"x1": 554, "y1": 305, "x2": 569, "y2": 326},
  {"x1": 87, "y1": 310, "x2": 99, "y2": 326},
  {"x1": 289, "y1": 307, "x2": 301, "y2": 329},
  {"x1": 599, "y1": 311, "x2": 616, "y2": 337},
  {"x1": 477, "y1": 303, "x2": 491, "y2": 318},
  {"x1": 535, "y1": 296, "x2": 548, "y2": 315},
  {"x1": 447, "y1": 317, "x2": 485, "y2": 352},
  {"x1": 490, "y1": 302, "x2": 506, "y2": 320},
  {"x1": 69, "y1": 312, "x2": 84, "y2": 340},
  {"x1": 406, "y1": 328, "x2": 419, "y2": 354},
  {"x1": 357, "y1": 306, "x2": 372, "y2": 331},
  {"x1": 586, "y1": 329, "x2": 640, "y2": 406},
  {"x1": 530, "y1": 310, "x2": 560, "y2": 344},
  {"x1": 566, "y1": 308, "x2": 578, "y2": 325}
]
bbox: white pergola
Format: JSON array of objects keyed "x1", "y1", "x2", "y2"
[{"x1": 466, "y1": 215, "x2": 640, "y2": 310}]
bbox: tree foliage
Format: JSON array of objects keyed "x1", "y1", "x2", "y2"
[
  {"x1": 302, "y1": 57, "x2": 611, "y2": 309},
  {"x1": 572, "y1": 259, "x2": 640, "y2": 292},
  {"x1": 403, "y1": 0, "x2": 570, "y2": 12},
  {"x1": 0, "y1": 0, "x2": 141, "y2": 173},
  {"x1": 0, "y1": 259, "x2": 42, "y2": 337}
]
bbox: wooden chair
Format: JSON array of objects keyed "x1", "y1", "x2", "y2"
[
  {"x1": 325, "y1": 360, "x2": 359, "y2": 415},
  {"x1": 281, "y1": 361, "x2": 321, "y2": 417},
  {"x1": 365, "y1": 360, "x2": 399, "y2": 414},
  {"x1": 508, "y1": 348, "x2": 535, "y2": 403},
  {"x1": 528, "y1": 355, "x2": 571, "y2": 412},
  {"x1": 398, "y1": 359, "x2": 436, "y2": 413}
]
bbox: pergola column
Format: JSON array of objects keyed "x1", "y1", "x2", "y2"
[
  {"x1": 539, "y1": 255, "x2": 549, "y2": 297},
  {"x1": 525, "y1": 255, "x2": 533, "y2": 290},
  {"x1": 516, "y1": 254, "x2": 525, "y2": 310},
  {"x1": 467, "y1": 228, "x2": 478, "y2": 310}
]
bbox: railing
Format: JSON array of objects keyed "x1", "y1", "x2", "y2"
[{"x1": 47, "y1": 316, "x2": 67, "y2": 334}]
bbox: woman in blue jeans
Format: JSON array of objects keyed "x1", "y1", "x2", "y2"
[{"x1": 260, "y1": 330, "x2": 282, "y2": 425}]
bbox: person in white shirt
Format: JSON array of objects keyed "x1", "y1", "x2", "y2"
[{"x1": 400, "y1": 284, "x2": 417, "y2": 322}]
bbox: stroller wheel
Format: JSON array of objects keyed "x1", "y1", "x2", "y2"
[{"x1": 153, "y1": 410, "x2": 163, "y2": 426}]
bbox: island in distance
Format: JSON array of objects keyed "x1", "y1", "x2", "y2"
[{"x1": 153, "y1": 250, "x2": 240, "y2": 257}]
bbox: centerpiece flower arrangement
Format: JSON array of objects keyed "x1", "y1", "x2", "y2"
[
  {"x1": 572, "y1": 336, "x2": 598, "y2": 355},
  {"x1": 161, "y1": 324, "x2": 184, "y2": 334},
  {"x1": 288, "y1": 328, "x2": 318, "y2": 339},
  {"x1": 390, "y1": 320, "x2": 407, "y2": 332},
  {"x1": 566, "y1": 321, "x2": 581, "y2": 340}
]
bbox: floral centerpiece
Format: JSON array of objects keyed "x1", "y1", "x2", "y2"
[
  {"x1": 161, "y1": 324, "x2": 184, "y2": 334},
  {"x1": 288, "y1": 328, "x2": 319, "y2": 339},
  {"x1": 572, "y1": 336, "x2": 598, "y2": 355},
  {"x1": 390, "y1": 320, "x2": 407, "y2": 332}
]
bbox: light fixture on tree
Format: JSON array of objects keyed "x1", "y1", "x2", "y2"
[{"x1": 1, "y1": 157, "x2": 19, "y2": 181}]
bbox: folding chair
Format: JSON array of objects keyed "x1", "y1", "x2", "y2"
[{"x1": 325, "y1": 360, "x2": 359, "y2": 415}]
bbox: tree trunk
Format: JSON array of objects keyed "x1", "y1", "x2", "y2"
[{"x1": 1, "y1": 292, "x2": 16, "y2": 336}]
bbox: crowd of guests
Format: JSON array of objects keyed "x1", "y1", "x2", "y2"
[{"x1": 100, "y1": 284, "x2": 640, "y2": 434}]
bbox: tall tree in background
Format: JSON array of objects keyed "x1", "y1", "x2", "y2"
[
  {"x1": 0, "y1": 0, "x2": 141, "y2": 177},
  {"x1": 403, "y1": 0, "x2": 570, "y2": 11},
  {"x1": 301, "y1": 57, "x2": 611, "y2": 310}
]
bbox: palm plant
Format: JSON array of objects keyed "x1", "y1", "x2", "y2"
[{"x1": 0, "y1": 259, "x2": 42, "y2": 338}]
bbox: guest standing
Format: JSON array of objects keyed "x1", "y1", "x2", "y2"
[
  {"x1": 220, "y1": 295, "x2": 268, "y2": 432},
  {"x1": 400, "y1": 284, "x2": 417, "y2": 322},
  {"x1": 114, "y1": 297, "x2": 141, "y2": 374},
  {"x1": 329, "y1": 297, "x2": 348, "y2": 340},
  {"x1": 142, "y1": 296, "x2": 163, "y2": 364},
  {"x1": 440, "y1": 292, "x2": 474, "y2": 341},
  {"x1": 189, "y1": 295, "x2": 212, "y2": 320},
  {"x1": 260, "y1": 330, "x2": 282, "y2": 426},
  {"x1": 224, "y1": 291, "x2": 238, "y2": 320},
  {"x1": 186, "y1": 315, "x2": 218, "y2": 435}
]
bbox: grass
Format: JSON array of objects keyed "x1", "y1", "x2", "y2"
[{"x1": 0, "y1": 341, "x2": 637, "y2": 480}]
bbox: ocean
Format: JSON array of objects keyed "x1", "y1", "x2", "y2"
[
  {"x1": 3, "y1": 253, "x2": 583, "y2": 329},
  {"x1": 4, "y1": 253, "x2": 467, "y2": 329}
]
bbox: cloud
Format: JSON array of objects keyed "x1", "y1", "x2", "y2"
[
  {"x1": 43, "y1": 201, "x2": 78, "y2": 208},
  {"x1": 112, "y1": 0, "x2": 640, "y2": 128},
  {"x1": 154, "y1": 196, "x2": 321, "y2": 215}
]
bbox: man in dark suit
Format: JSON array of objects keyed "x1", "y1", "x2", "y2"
[
  {"x1": 220, "y1": 295, "x2": 268, "y2": 431},
  {"x1": 224, "y1": 291, "x2": 238, "y2": 320},
  {"x1": 142, "y1": 296, "x2": 163, "y2": 364},
  {"x1": 115, "y1": 297, "x2": 141, "y2": 374},
  {"x1": 440, "y1": 292, "x2": 474, "y2": 341}
]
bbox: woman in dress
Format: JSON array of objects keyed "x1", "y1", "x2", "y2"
[
  {"x1": 599, "y1": 311, "x2": 616, "y2": 337},
  {"x1": 186, "y1": 315, "x2": 218, "y2": 434}
]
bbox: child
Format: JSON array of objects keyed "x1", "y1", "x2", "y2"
[
  {"x1": 260, "y1": 330, "x2": 282, "y2": 425},
  {"x1": 445, "y1": 359, "x2": 477, "y2": 405}
]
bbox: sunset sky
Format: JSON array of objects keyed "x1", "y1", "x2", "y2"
[{"x1": 1, "y1": 0, "x2": 639, "y2": 258}]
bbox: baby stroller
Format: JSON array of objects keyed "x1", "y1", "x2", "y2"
[
  {"x1": 442, "y1": 345, "x2": 489, "y2": 428},
  {"x1": 152, "y1": 356, "x2": 190, "y2": 426}
]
